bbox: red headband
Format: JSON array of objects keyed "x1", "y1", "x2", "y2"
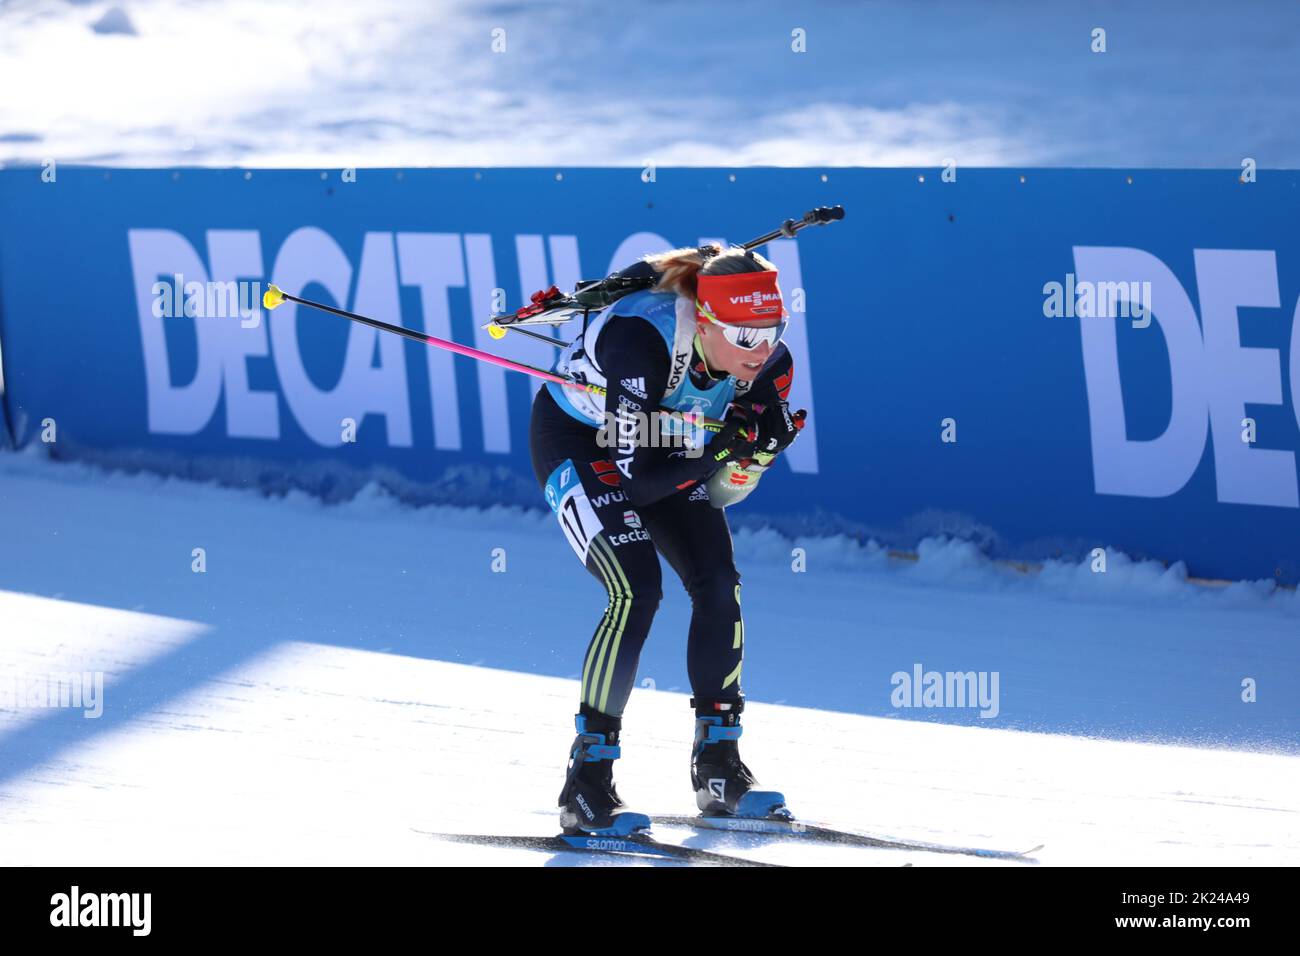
[{"x1": 695, "y1": 270, "x2": 785, "y2": 324}]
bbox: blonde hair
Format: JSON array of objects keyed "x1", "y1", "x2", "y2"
[{"x1": 642, "y1": 244, "x2": 777, "y2": 301}]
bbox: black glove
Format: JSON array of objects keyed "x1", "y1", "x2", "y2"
[
  {"x1": 756, "y1": 401, "x2": 806, "y2": 458},
  {"x1": 706, "y1": 402, "x2": 762, "y2": 466}
]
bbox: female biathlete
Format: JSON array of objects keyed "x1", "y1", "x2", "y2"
[{"x1": 528, "y1": 243, "x2": 804, "y2": 836}]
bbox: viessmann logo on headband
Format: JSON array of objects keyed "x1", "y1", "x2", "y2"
[
  {"x1": 729, "y1": 290, "x2": 783, "y2": 313},
  {"x1": 696, "y1": 271, "x2": 784, "y2": 321}
]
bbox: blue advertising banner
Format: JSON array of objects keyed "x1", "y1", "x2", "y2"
[{"x1": 0, "y1": 167, "x2": 1296, "y2": 582}]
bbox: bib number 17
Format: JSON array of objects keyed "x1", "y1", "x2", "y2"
[{"x1": 545, "y1": 461, "x2": 604, "y2": 565}]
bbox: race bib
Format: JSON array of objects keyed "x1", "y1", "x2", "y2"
[{"x1": 544, "y1": 460, "x2": 604, "y2": 565}]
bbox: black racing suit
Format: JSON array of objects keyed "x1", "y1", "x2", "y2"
[{"x1": 528, "y1": 312, "x2": 794, "y2": 719}]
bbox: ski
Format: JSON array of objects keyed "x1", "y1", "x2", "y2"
[
  {"x1": 649, "y1": 815, "x2": 1043, "y2": 862},
  {"x1": 414, "y1": 828, "x2": 782, "y2": 867}
]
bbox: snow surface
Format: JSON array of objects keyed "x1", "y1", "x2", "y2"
[
  {"x1": 2, "y1": 0, "x2": 1299, "y2": 169},
  {"x1": 1, "y1": 447, "x2": 1297, "y2": 866}
]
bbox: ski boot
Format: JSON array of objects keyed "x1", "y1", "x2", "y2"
[
  {"x1": 558, "y1": 707, "x2": 650, "y2": 836},
  {"x1": 690, "y1": 697, "x2": 790, "y2": 819}
]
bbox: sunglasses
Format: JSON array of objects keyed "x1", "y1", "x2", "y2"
[{"x1": 696, "y1": 299, "x2": 788, "y2": 351}]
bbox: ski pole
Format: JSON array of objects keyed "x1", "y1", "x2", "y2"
[{"x1": 260, "y1": 284, "x2": 723, "y2": 431}]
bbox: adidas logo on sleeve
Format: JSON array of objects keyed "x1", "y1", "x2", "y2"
[{"x1": 619, "y1": 377, "x2": 647, "y2": 399}]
